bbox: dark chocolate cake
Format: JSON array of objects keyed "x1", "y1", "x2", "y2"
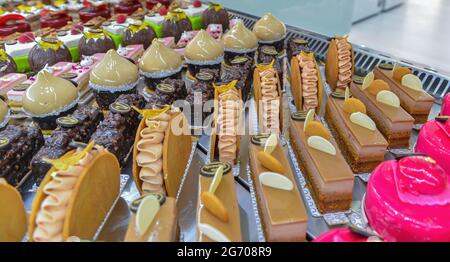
[
  {"x1": 287, "y1": 37, "x2": 310, "y2": 61},
  {"x1": 90, "y1": 94, "x2": 145, "y2": 164},
  {"x1": 31, "y1": 106, "x2": 102, "y2": 185},
  {"x1": 0, "y1": 125, "x2": 44, "y2": 186},
  {"x1": 222, "y1": 55, "x2": 253, "y2": 101}
]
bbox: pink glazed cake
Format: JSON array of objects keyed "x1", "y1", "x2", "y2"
[
  {"x1": 442, "y1": 94, "x2": 450, "y2": 116},
  {"x1": 415, "y1": 119, "x2": 450, "y2": 173},
  {"x1": 313, "y1": 228, "x2": 368, "y2": 242},
  {"x1": 365, "y1": 156, "x2": 450, "y2": 242}
]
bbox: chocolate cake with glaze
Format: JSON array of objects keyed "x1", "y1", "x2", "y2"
[
  {"x1": 31, "y1": 106, "x2": 102, "y2": 185},
  {"x1": 79, "y1": 29, "x2": 115, "y2": 57},
  {"x1": 287, "y1": 38, "x2": 310, "y2": 61},
  {"x1": 222, "y1": 55, "x2": 253, "y2": 102},
  {"x1": 28, "y1": 38, "x2": 72, "y2": 73},
  {"x1": 90, "y1": 94, "x2": 145, "y2": 164},
  {"x1": 350, "y1": 73, "x2": 414, "y2": 148},
  {"x1": 143, "y1": 78, "x2": 187, "y2": 106},
  {"x1": 0, "y1": 124, "x2": 44, "y2": 186},
  {"x1": 289, "y1": 111, "x2": 354, "y2": 213},
  {"x1": 373, "y1": 64, "x2": 435, "y2": 124}
]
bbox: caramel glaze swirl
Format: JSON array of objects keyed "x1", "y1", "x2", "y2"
[
  {"x1": 32, "y1": 148, "x2": 103, "y2": 242},
  {"x1": 136, "y1": 113, "x2": 172, "y2": 194},
  {"x1": 217, "y1": 89, "x2": 240, "y2": 164},
  {"x1": 297, "y1": 54, "x2": 319, "y2": 111},
  {"x1": 336, "y1": 38, "x2": 353, "y2": 90},
  {"x1": 259, "y1": 68, "x2": 280, "y2": 134}
]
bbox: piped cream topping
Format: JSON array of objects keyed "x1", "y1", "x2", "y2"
[
  {"x1": 297, "y1": 54, "x2": 319, "y2": 111},
  {"x1": 23, "y1": 71, "x2": 78, "y2": 116},
  {"x1": 32, "y1": 148, "x2": 102, "y2": 242},
  {"x1": 217, "y1": 89, "x2": 240, "y2": 164},
  {"x1": 336, "y1": 38, "x2": 353, "y2": 90},
  {"x1": 139, "y1": 39, "x2": 182, "y2": 73},
  {"x1": 252, "y1": 13, "x2": 286, "y2": 42},
  {"x1": 222, "y1": 21, "x2": 258, "y2": 50},
  {"x1": 136, "y1": 113, "x2": 171, "y2": 193},
  {"x1": 90, "y1": 49, "x2": 139, "y2": 87},
  {"x1": 259, "y1": 68, "x2": 280, "y2": 134},
  {"x1": 185, "y1": 30, "x2": 224, "y2": 62}
]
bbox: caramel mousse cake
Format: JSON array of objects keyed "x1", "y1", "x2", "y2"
[
  {"x1": 350, "y1": 72, "x2": 414, "y2": 148},
  {"x1": 196, "y1": 162, "x2": 241, "y2": 242},
  {"x1": 184, "y1": 30, "x2": 224, "y2": 78},
  {"x1": 373, "y1": 64, "x2": 435, "y2": 124},
  {"x1": 124, "y1": 193, "x2": 178, "y2": 242},
  {"x1": 29, "y1": 142, "x2": 121, "y2": 242},
  {"x1": 209, "y1": 81, "x2": 242, "y2": 165},
  {"x1": 290, "y1": 51, "x2": 323, "y2": 113},
  {"x1": 249, "y1": 134, "x2": 308, "y2": 242},
  {"x1": 325, "y1": 37, "x2": 354, "y2": 91},
  {"x1": 23, "y1": 70, "x2": 79, "y2": 131},
  {"x1": 252, "y1": 13, "x2": 286, "y2": 54},
  {"x1": 139, "y1": 39, "x2": 183, "y2": 91},
  {"x1": 289, "y1": 110, "x2": 354, "y2": 213},
  {"x1": 0, "y1": 179, "x2": 27, "y2": 242},
  {"x1": 253, "y1": 62, "x2": 283, "y2": 134},
  {"x1": 324, "y1": 88, "x2": 388, "y2": 173},
  {"x1": 89, "y1": 49, "x2": 139, "y2": 110},
  {"x1": 222, "y1": 20, "x2": 258, "y2": 64},
  {"x1": 132, "y1": 106, "x2": 192, "y2": 197}
]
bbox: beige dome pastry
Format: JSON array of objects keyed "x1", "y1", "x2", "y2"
[
  {"x1": 253, "y1": 13, "x2": 286, "y2": 42},
  {"x1": 185, "y1": 30, "x2": 224, "y2": 62},
  {"x1": 139, "y1": 39, "x2": 183, "y2": 74},
  {"x1": 90, "y1": 49, "x2": 139, "y2": 87},
  {"x1": 23, "y1": 70, "x2": 78, "y2": 116},
  {"x1": 223, "y1": 21, "x2": 258, "y2": 51}
]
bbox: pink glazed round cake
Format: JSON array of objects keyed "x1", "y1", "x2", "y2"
[
  {"x1": 313, "y1": 228, "x2": 368, "y2": 242},
  {"x1": 365, "y1": 156, "x2": 450, "y2": 242},
  {"x1": 441, "y1": 93, "x2": 450, "y2": 116},
  {"x1": 415, "y1": 119, "x2": 450, "y2": 173}
]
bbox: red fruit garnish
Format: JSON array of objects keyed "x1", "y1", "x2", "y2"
[
  {"x1": 71, "y1": 24, "x2": 84, "y2": 35},
  {"x1": 116, "y1": 14, "x2": 127, "y2": 24},
  {"x1": 159, "y1": 6, "x2": 168, "y2": 16},
  {"x1": 18, "y1": 32, "x2": 34, "y2": 43},
  {"x1": 193, "y1": 0, "x2": 202, "y2": 8}
]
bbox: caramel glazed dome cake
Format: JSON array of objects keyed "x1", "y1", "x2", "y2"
[
  {"x1": 222, "y1": 20, "x2": 258, "y2": 62},
  {"x1": 252, "y1": 12, "x2": 287, "y2": 53},
  {"x1": 89, "y1": 49, "x2": 140, "y2": 110},
  {"x1": 184, "y1": 29, "x2": 224, "y2": 77},
  {"x1": 139, "y1": 39, "x2": 183, "y2": 90},
  {"x1": 23, "y1": 70, "x2": 79, "y2": 131}
]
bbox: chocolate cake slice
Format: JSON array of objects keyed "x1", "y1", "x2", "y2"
[
  {"x1": 0, "y1": 125, "x2": 44, "y2": 186},
  {"x1": 221, "y1": 55, "x2": 254, "y2": 101},
  {"x1": 31, "y1": 106, "x2": 102, "y2": 185},
  {"x1": 90, "y1": 94, "x2": 145, "y2": 164}
]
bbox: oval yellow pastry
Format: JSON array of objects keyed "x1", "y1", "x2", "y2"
[{"x1": 257, "y1": 151, "x2": 285, "y2": 174}]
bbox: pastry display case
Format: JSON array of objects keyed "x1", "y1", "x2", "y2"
[{"x1": 0, "y1": 2, "x2": 449, "y2": 243}]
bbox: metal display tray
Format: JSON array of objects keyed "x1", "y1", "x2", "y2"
[{"x1": 20, "y1": 8, "x2": 448, "y2": 242}]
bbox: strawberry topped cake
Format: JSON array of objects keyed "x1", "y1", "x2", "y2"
[{"x1": 364, "y1": 156, "x2": 450, "y2": 242}]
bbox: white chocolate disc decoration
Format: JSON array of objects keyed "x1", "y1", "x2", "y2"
[
  {"x1": 402, "y1": 74, "x2": 423, "y2": 92},
  {"x1": 263, "y1": 133, "x2": 278, "y2": 154},
  {"x1": 350, "y1": 112, "x2": 377, "y2": 131},
  {"x1": 376, "y1": 90, "x2": 401, "y2": 108},
  {"x1": 303, "y1": 109, "x2": 315, "y2": 132},
  {"x1": 362, "y1": 71, "x2": 374, "y2": 90},
  {"x1": 136, "y1": 195, "x2": 160, "y2": 236},
  {"x1": 259, "y1": 172, "x2": 294, "y2": 191},
  {"x1": 345, "y1": 87, "x2": 350, "y2": 101},
  {"x1": 198, "y1": 223, "x2": 231, "y2": 242},
  {"x1": 307, "y1": 136, "x2": 337, "y2": 156},
  {"x1": 208, "y1": 165, "x2": 224, "y2": 194}
]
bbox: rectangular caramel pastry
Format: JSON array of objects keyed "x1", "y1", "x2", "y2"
[
  {"x1": 350, "y1": 78, "x2": 414, "y2": 148},
  {"x1": 289, "y1": 113, "x2": 354, "y2": 213},
  {"x1": 374, "y1": 65, "x2": 434, "y2": 124},
  {"x1": 248, "y1": 134, "x2": 308, "y2": 242},
  {"x1": 325, "y1": 94, "x2": 389, "y2": 173},
  {"x1": 196, "y1": 163, "x2": 241, "y2": 242}
]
